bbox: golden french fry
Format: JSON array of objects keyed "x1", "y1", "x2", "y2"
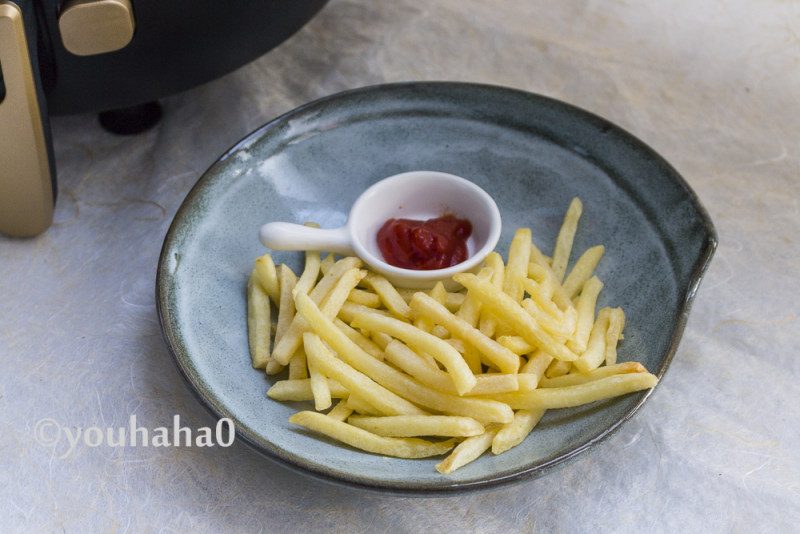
[
  {"x1": 545, "y1": 359, "x2": 571, "y2": 378},
  {"x1": 527, "y1": 259, "x2": 573, "y2": 311},
  {"x1": 267, "y1": 378, "x2": 349, "y2": 402},
  {"x1": 539, "y1": 361, "x2": 647, "y2": 388},
  {"x1": 347, "y1": 288, "x2": 382, "y2": 308},
  {"x1": 265, "y1": 358, "x2": 285, "y2": 376},
  {"x1": 289, "y1": 411, "x2": 456, "y2": 459},
  {"x1": 519, "y1": 349, "x2": 555, "y2": 388},
  {"x1": 572, "y1": 307, "x2": 611, "y2": 373},
  {"x1": 254, "y1": 254, "x2": 280, "y2": 304},
  {"x1": 287, "y1": 349, "x2": 308, "y2": 379},
  {"x1": 562, "y1": 245, "x2": 604, "y2": 300},
  {"x1": 351, "y1": 310, "x2": 478, "y2": 395},
  {"x1": 478, "y1": 252, "x2": 505, "y2": 338},
  {"x1": 327, "y1": 400, "x2": 354, "y2": 422},
  {"x1": 297, "y1": 293, "x2": 513, "y2": 424},
  {"x1": 384, "y1": 340, "x2": 518, "y2": 396},
  {"x1": 274, "y1": 264, "x2": 298, "y2": 346},
  {"x1": 567, "y1": 276, "x2": 604, "y2": 354},
  {"x1": 345, "y1": 394, "x2": 383, "y2": 416},
  {"x1": 334, "y1": 318, "x2": 385, "y2": 361},
  {"x1": 247, "y1": 269, "x2": 271, "y2": 369},
  {"x1": 496, "y1": 335, "x2": 534, "y2": 355},
  {"x1": 272, "y1": 266, "x2": 365, "y2": 365},
  {"x1": 304, "y1": 333, "x2": 333, "y2": 411},
  {"x1": 455, "y1": 267, "x2": 491, "y2": 326},
  {"x1": 519, "y1": 276, "x2": 561, "y2": 319},
  {"x1": 435, "y1": 425, "x2": 500, "y2": 474},
  {"x1": 489, "y1": 372, "x2": 659, "y2": 410},
  {"x1": 318, "y1": 253, "x2": 336, "y2": 277},
  {"x1": 454, "y1": 273, "x2": 579, "y2": 362},
  {"x1": 299, "y1": 330, "x2": 424, "y2": 416},
  {"x1": 503, "y1": 228, "x2": 532, "y2": 302},
  {"x1": 551, "y1": 197, "x2": 583, "y2": 282},
  {"x1": 605, "y1": 307, "x2": 625, "y2": 366},
  {"x1": 294, "y1": 226, "x2": 322, "y2": 295},
  {"x1": 361, "y1": 272, "x2": 414, "y2": 320},
  {"x1": 337, "y1": 301, "x2": 395, "y2": 323},
  {"x1": 492, "y1": 409, "x2": 546, "y2": 455},
  {"x1": 521, "y1": 298, "x2": 575, "y2": 340},
  {"x1": 410, "y1": 292, "x2": 520, "y2": 374},
  {"x1": 397, "y1": 288, "x2": 466, "y2": 312},
  {"x1": 347, "y1": 415, "x2": 485, "y2": 438}
]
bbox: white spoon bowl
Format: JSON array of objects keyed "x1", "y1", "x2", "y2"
[{"x1": 258, "y1": 171, "x2": 502, "y2": 288}]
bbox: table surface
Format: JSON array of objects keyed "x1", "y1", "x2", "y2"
[{"x1": 2, "y1": 1, "x2": 798, "y2": 532}]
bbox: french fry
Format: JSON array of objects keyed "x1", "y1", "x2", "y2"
[
  {"x1": 274, "y1": 265, "x2": 298, "y2": 346},
  {"x1": 345, "y1": 394, "x2": 383, "y2": 416},
  {"x1": 294, "y1": 227, "x2": 322, "y2": 296},
  {"x1": 299, "y1": 330, "x2": 425, "y2": 416},
  {"x1": 479, "y1": 252, "x2": 505, "y2": 337},
  {"x1": 519, "y1": 349, "x2": 555, "y2": 387},
  {"x1": 521, "y1": 298, "x2": 575, "y2": 340},
  {"x1": 397, "y1": 288, "x2": 466, "y2": 312},
  {"x1": 295, "y1": 292, "x2": 513, "y2": 424},
  {"x1": 539, "y1": 361, "x2": 646, "y2": 388},
  {"x1": 334, "y1": 318, "x2": 385, "y2": 361},
  {"x1": 304, "y1": 333, "x2": 333, "y2": 411},
  {"x1": 489, "y1": 373, "x2": 659, "y2": 410},
  {"x1": 503, "y1": 228, "x2": 532, "y2": 303},
  {"x1": 572, "y1": 307, "x2": 611, "y2": 373},
  {"x1": 384, "y1": 340, "x2": 518, "y2": 396},
  {"x1": 454, "y1": 273, "x2": 579, "y2": 362},
  {"x1": 567, "y1": 276, "x2": 604, "y2": 354},
  {"x1": 351, "y1": 310, "x2": 478, "y2": 395},
  {"x1": 519, "y1": 276, "x2": 565, "y2": 322},
  {"x1": 287, "y1": 349, "x2": 308, "y2": 379},
  {"x1": 327, "y1": 400, "x2": 354, "y2": 421},
  {"x1": 247, "y1": 269, "x2": 271, "y2": 369},
  {"x1": 289, "y1": 411, "x2": 457, "y2": 459},
  {"x1": 254, "y1": 254, "x2": 280, "y2": 304},
  {"x1": 347, "y1": 415, "x2": 485, "y2": 438},
  {"x1": 551, "y1": 197, "x2": 583, "y2": 282},
  {"x1": 562, "y1": 245, "x2": 604, "y2": 300},
  {"x1": 605, "y1": 307, "x2": 625, "y2": 366},
  {"x1": 435, "y1": 425, "x2": 500, "y2": 474},
  {"x1": 492, "y1": 409, "x2": 546, "y2": 455},
  {"x1": 410, "y1": 292, "x2": 520, "y2": 374},
  {"x1": 319, "y1": 252, "x2": 336, "y2": 274},
  {"x1": 361, "y1": 272, "x2": 414, "y2": 320},
  {"x1": 337, "y1": 301, "x2": 394, "y2": 323},
  {"x1": 347, "y1": 288, "x2": 382, "y2": 308},
  {"x1": 527, "y1": 258, "x2": 572, "y2": 311},
  {"x1": 267, "y1": 378, "x2": 349, "y2": 402},
  {"x1": 272, "y1": 266, "x2": 365, "y2": 365},
  {"x1": 545, "y1": 359, "x2": 572, "y2": 378}
]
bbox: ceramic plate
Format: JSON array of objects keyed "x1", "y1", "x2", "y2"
[{"x1": 156, "y1": 82, "x2": 717, "y2": 494}]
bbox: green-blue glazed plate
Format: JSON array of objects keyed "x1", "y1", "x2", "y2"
[{"x1": 156, "y1": 82, "x2": 717, "y2": 494}]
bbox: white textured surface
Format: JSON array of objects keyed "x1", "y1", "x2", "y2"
[{"x1": 2, "y1": 1, "x2": 798, "y2": 532}]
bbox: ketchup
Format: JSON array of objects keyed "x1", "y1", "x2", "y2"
[{"x1": 377, "y1": 215, "x2": 472, "y2": 270}]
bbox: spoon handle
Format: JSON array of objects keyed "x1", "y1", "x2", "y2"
[{"x1": 258, "y1": 222, "x2": 355, "y2": 256}]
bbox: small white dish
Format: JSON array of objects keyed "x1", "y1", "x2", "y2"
[{"x1": 258, "y1": 170, "x2": 502, "y2": 288}]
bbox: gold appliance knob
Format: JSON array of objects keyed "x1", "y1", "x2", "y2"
[{"x1": 58, "y1": 0, "x2": 135, "y2": 56}]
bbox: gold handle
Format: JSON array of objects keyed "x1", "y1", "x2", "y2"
[
  {"x1": 0, "y1": 0, "x2": 54, "y2": 237},
  {"x1": 59, "y1": 0, "x2": 135, "y2": 56}
]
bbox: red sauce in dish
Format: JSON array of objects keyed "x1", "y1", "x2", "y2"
[{"x1": 377, "y1": 215, "x2": 472, "y2": 270}]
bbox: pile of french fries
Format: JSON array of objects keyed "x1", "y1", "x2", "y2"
[{"x1": 246, "y1": 198, "x2": 658, "y2": 474}]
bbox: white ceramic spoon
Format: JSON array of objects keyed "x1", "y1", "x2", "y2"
[{"x1": 259, "y1": 170, "x2": 501, "y2": 288}]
